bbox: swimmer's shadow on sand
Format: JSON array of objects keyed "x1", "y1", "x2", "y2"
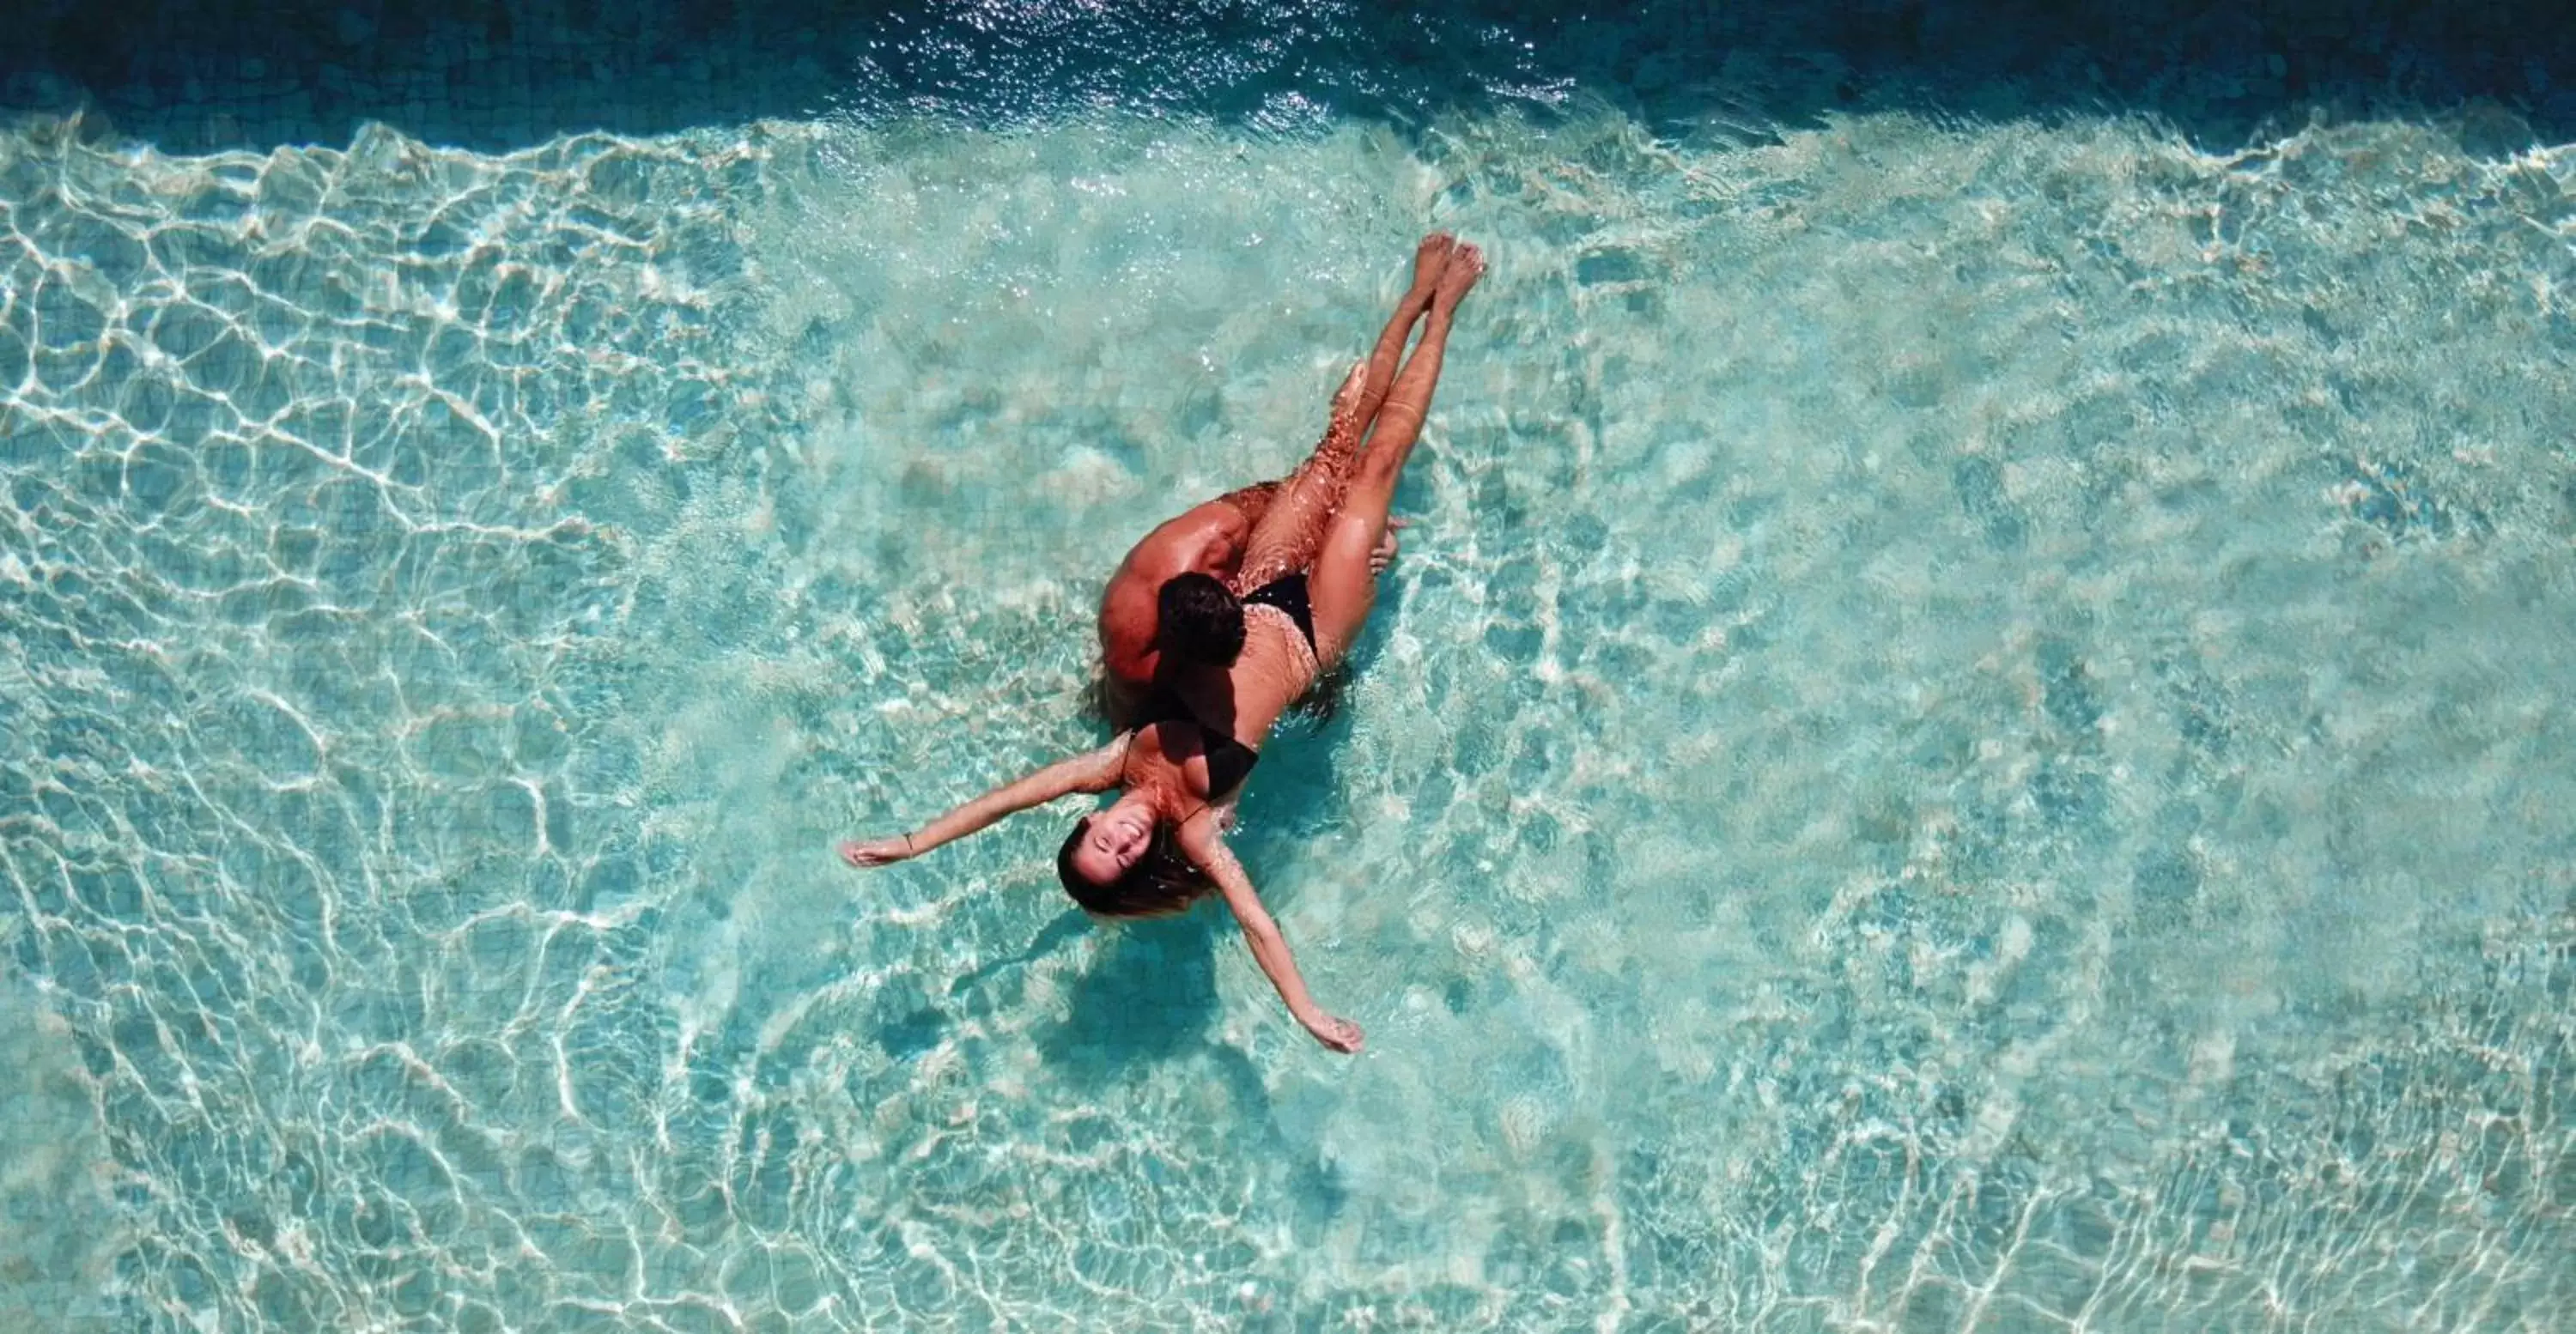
[
  {"x1": 1027, "y1": 913, "x2": 1351, "y2": 1223},
  {"x1": 916, "y1": 901, "x2": 1305, "y2": 1082},
  {"x1": 887, "y1": 894, "x2": 1307, "y2": 1080},
  {"x1": 850, "y1": 911, "x2": 1354, "y2": 1227},
  {"x1": 1033, "y1": 913, "x2": 1228, "y2": 1070}
]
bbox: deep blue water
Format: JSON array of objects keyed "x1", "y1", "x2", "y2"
[{"x1": 6, "y1": 0, "x2": 2574, "y2": 152}]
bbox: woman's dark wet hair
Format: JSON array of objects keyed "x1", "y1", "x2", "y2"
[
  {"x1": 1056, "y1": 816, "x2": 1212, "y2": 918},
  {"x1": 1157, "y1": 572, "x2": 1245, "y2": 666}
]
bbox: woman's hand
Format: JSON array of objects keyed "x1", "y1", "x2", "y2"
[
  {"x1": 1303, "y1": 1013, "x2": 1365, "y2": 1054},
  {"x1": 838, "y1": 835, "x2": 913, "y2": 869}
]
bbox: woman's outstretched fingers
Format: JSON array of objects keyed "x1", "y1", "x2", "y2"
[
  {"x1": 1308, "y1": 1014, "x2": 1365, "y2": 1053},
  {"x1": 840, "y1": 836, "x2": 910, "y2": 868}
]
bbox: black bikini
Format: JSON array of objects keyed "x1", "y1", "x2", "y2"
[
  {"x1": 1133, "y1": 694, "x2": 1263, "y2": 800},
  {"x1": 1242, "y1": 573, "x2": 1318, "y2": 653},
  {"x1": 1133, "y1": 573, "x2": 1319, "y2": 801}
]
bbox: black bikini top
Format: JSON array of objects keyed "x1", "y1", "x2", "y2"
[
  {"x1": 1127, "y1": 573, "x2": 1315, "y2": 800},
  {"x1": 1131, "y1": 694, "x2": 1261, "y2": 800}
]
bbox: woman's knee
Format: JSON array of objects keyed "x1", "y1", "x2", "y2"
[
  {"x1": 1325, "y1": 506, "x2": 1381, "y2": 554},
  {"x1": 1311, "y1": 580, "x2": 1376, "y2": 667}
]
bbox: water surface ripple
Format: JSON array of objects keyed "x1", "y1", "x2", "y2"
[{"x1": 3, "y1": 106, "x2": 2573, "y2": 1331}]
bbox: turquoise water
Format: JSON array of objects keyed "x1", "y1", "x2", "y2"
[{"x1": 3, "y1": 100, "x2": 2575, "y2": 1331}]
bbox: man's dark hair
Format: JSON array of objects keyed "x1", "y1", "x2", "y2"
[{"x1": 1156, "y1": 572, "x2": 1246, "y2": 666}]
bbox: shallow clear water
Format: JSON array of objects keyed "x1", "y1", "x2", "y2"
[{"x1": 3, "y1": 100, "x2": 2574, "y2": 1331}]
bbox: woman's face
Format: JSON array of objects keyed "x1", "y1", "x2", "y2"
[{"x1": 1068, "y1": 797, "x2": 1155, "y2": 884}]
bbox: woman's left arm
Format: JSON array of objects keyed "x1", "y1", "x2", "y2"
[{"x1": 1176, "y1": 816, "x2": 1364, "y2": 1053}]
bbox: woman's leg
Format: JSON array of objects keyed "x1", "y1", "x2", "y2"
[
  {"x1": 1346, "y1": 233, "x2": 1459, "y2": 433},
  {"x1": 1230, "y1": 233, "x2": 1455, "y2": 591},
  {"x1": 1208, "y1": 478, "x2": 1281, "y2": 529},
  {"x1": 1307, "y1": 243, "x2": 1483, "y2": 669}
]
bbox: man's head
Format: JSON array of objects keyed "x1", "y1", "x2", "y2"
[{"x1": 1156, "y1": 572, "x2": 1246, "y2": 666}]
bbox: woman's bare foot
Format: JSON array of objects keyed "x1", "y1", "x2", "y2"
[
  {"x1": 1412, "y1": 232, "x2": 1456, "y2": 292},
  {"x1": 1434, "y1": 241, "x2": 1485, "y2": 306}
]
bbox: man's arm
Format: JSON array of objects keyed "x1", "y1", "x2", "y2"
[{"x1": 1209, "y1": 479, "x2": 1282, "y2": 542}]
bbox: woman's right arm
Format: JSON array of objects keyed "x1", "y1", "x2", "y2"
[
  {"x1": 1176, "y1": 814, "x2": 1364, "y2": 1053},
  {"x1": 840, "y1": 735, "x2": 1129, "y2": 868}
]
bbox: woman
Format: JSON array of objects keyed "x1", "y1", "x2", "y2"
[{"x1": 841, "y1": 237, "x2": 1485, "y2": 1054}]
